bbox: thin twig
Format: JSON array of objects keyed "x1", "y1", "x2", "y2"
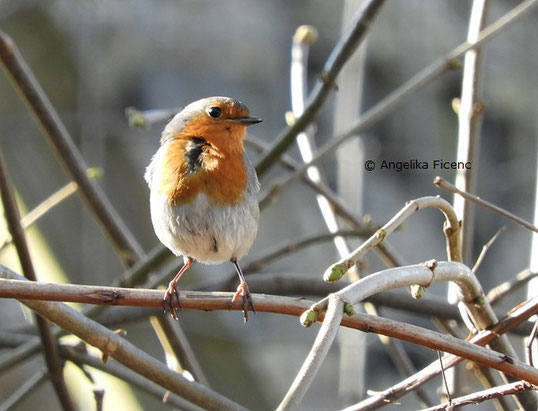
[
  {"x1": 423, "y1": 381, "x2": 537, "y2": 411},
  {"x1": 472, "y1": 226, "x2": 505, "y2": 273},
  {"x1": 321, "y1": 196, "x2": 523, "y2": 378},
  {"x1": 290, "y1": 24, "x2": 351, "y2": 262},
  {"x1": 125, "y1": 106, "x2": 181, "y2": 130},
  {"x1": 435, "y1": 176, "x2": 538, "y2": 234},
  {"x1": 63, "y1": 347, "x2": 202, "y2": 410},
  {"x1": 260, "y1": 0, "x2": 538, "y2": 202},
  {"x1": 350, "y1": 296, "x2": 538, "y2": 410},
  {"x1": 487, "y1": 268, "x2": 538, "y2": 305},
  {"x1": 289, "y1": 21, "x2": 431, "y2": 407},
  {"x1": 243, "y1": 230, "x2": 369, "y2": 273},
  {"x1": 149, "y1": 316, "x2": 210, "y2": 386},
  {"x1": 438, "y1": 350, "x2": 452, "y2": 405},
  {"x1": 527, "y1": 319, "x2": 538, "y2": 367},
  {"x1": 0, "y1": 152, "x2": 76, "y2": 410},
  {"x1": 255, "y1": 0, "x2": 386, "y2": 176},
  {"x1": 0, "y1": 367, "x2": 47, "y2": 411},
  {"x1": 0, "y1": 181, "x2": 78, "y2": 251}
]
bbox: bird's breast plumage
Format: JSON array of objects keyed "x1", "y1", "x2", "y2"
[
  {"x1": 154, "y1": 137, "x2": 249, "y2": 207},
  {"x1": 146, "y1": 140, "x2": 259, "y2": 263}
]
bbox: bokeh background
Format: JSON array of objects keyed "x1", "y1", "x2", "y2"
[{"x1": 0, "y1": 1, "x2": 537, "y2": 410}]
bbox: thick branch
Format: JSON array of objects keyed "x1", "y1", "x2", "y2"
[{"x1": 1, "y1": 268, "x2": 538, "y2": 389}]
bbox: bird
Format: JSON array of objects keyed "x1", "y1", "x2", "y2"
[{"x1": 145, "y1": 96, "x2": 262, "y2": 322}]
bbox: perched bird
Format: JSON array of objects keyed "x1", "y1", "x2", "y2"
[{"x1": 145, "y1": 97, "x2": 262, "y2": 322}]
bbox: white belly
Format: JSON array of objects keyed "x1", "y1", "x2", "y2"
[{"x1": 149, "y1": 191, "x2": 259, "y2": 263}]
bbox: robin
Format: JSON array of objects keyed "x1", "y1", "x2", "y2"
[{"x1": 145, "y1": 96, "x2": 262, "y2": 322}]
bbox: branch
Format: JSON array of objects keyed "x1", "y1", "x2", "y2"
[
  {"x1": 255, "y1": 0, "x2": 386, "y2": 176},
  {"x1": 435, "y1": 176, "x2": 538, "y2": 234},
  {"x1": 2, "y1": 273, "x2": 534, "y2": 338},
  {"x1": 277, "y1": 296, "x2": 344, "y2": 411},
  {"x1": 0, "y1": 268, "x2": 246, "y2": 411},
  {"x1": 292, "y1": 260, "x2": 515, "y2": 408},
  {"x1": 0, "y1": 181, "x2": 78, "y2": 252},
  {"x1": 0, "y1": 30, "x2": 143, "y2": 266},
  {"x1": 323, "y1": 196, "x2": 461, "y2": 282},
  {"x1": 248, "y1": 136, "x2": 401, "y2": 268},
  {"x1": 125, "y1": 106, "x2": 181, "y2": 130},
  {"x1": 423, "y1": 381, "x2": 537, "y2": 411},
  {"x1": 0, "y1": 29, "x2": 204, "y2": 386},
  {"x1": 63, "y1": 347, "x2": 202, "y2": 410},
  {"x1": 453, "y1": 0, "x2": 489, "y2": 264},
  {"x1": 352, "y1": 295, "x2": 538, "y2": 409},
  {"x1": 2, "y1": 267, "x2": 538, "y2": 387},
  {"x1": 0, "y1": 152, "x2": 76, "y2": 410},
  {"x1": 0, "y1": 367, "x2": 48, "y2": 411},
  {"x1": 260, "y1": 0, "x2": 538, "y2": 201},
  {"x1": 487, "y1": 269, "x2": 538, "y2": 305}
]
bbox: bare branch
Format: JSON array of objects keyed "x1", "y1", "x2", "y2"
[
  {"x1": 255, "y1": 0, "x2": 386, "y2": 176},
  {"x1": 323, "y1": 196, "x2": 461, "y2": 283},
  {"x1": 2, "y1": 268, "x2": 538, "y2": 391},
  {"x1": 0, "y1": 30, "x2": 143, "y2": 265},
  {"x1": 487, "y1": 269, "x2": 538, "y2": 305},
  {"x1": 261, "y1": 0, "x2": 538, "y2": 202},
  {"x1": 352, "y1": 296, "x2": 538, "y2": 409},
  {"x1": 0, "y1": 269, "x2": 246, "y2": 411},
  {"x1": 454, "y1": 0, "x2": 490, "y2": 263},
  {"x1": 423, "y1": 381, "x2": 537, "y2": 411},
  {"x1": 277, "y1": 295, "x2": 345, "y2": 410},
  {"x1": 472, "y1": 226, "x2": 505, "y2": 273},
  {"x1": 64, "y1": 347, "x2": 203, "y2": 411},
  {"x1": 527, "y1": 320, "x2": 538, "y2": 367},
  {"x1": 435, "y1": 176, "x2": 538, "y2": 234},
  {"x1": 0, "y1": 181, "x2": 78, "y2": 252},
  {"x1": 0, "y1": 367, "x2": 47, "y2": 411},
  {"x1": 0, "y1": 152, "x2": 76, "y2": 410}
]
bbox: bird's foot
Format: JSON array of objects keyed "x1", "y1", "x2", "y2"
[
  {"x1": 231, "y1": 280, "x2": 256, "y2": 323},
  {"x1": 163, "y1": 281, "x2": 182, "y2": 320}
]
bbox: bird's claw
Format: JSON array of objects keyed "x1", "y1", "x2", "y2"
[
  {"x1": 162, "y1": 283, "x2": 182, "y2": 320},
  {"x1": 231, "y1": 281, "x2": 256, "y2": 323}
]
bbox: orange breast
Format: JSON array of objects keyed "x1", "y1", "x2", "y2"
[{"x1": 158, "y1": 139, "x2": 247, "y2": 206}]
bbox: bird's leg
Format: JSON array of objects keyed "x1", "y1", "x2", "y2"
[
  {"x1": 163, "y1": 257, "x2": 194, "y2": 320},
  {"x1": 230, "y1": 258, "x2": 255, "y2": 323}
]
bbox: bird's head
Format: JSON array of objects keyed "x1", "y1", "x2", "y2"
[{"x1": 161, "y1": 97, "x2": 262, "y2": 153}]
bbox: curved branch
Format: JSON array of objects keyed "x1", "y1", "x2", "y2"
[
  {"x1": 323, "y1": 196, "x2": 460, "y2": 282},
  {"x1": 277, "y1": 296, "x2": 344, "y2": 411}
]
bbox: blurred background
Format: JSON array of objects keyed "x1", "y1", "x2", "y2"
[{"x1": 0, "y1": 0, "x2": 537, "y2": 410}]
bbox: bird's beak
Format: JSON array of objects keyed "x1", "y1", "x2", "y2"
[{"x1": 230, "y1": 116, "x2": 263, "y2": 125}]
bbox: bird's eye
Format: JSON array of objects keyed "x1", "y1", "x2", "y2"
[{"x1": 207, "y1": 106, "x2": 222, "y2": 118}]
